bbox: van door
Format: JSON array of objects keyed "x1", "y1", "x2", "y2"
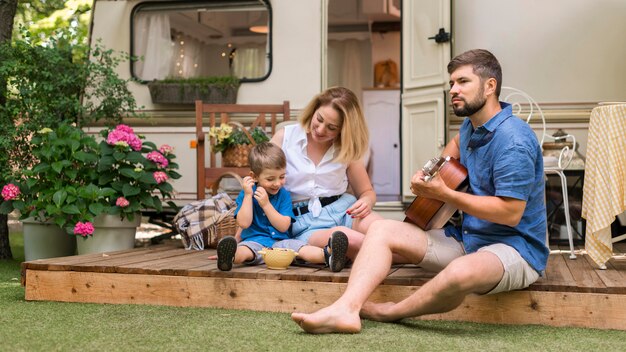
[{"x1": 401, "y1": 0, "x2": 451, "y2": 201}]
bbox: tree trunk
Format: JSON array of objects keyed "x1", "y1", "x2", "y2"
[{"x1": 0, "y1": 0, "x2": 18, "y2": 260}]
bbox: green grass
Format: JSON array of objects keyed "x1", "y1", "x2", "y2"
[{"x1": 1, "y1": 232, "x2": 626, "y2": 352}]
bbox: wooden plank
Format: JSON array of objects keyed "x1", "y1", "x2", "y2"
[
  {"x1": 60, "y1": 248, "x2": 193, "y2": 273},
  {"x1": 277, "y1": 266, "x2": 331, "y2": 282},
  {"x1": 116, "y1": 250, "x2": 214, "y2": 275},
  {"x1": 24, "y1": 270, "x2": 626, "y2": 330},
  {"x1": 20, "y1": 245, "x2": 179, "y2": 286},
  {"x1": 562, "y1": 250, "x2": 608, "y2": 293},
  {"x1": 21, "y1": 245, "x2": 175, "y2": 271},
  {"x1": 383, "y1": 265, "x2": 435, "y2": 286},
  {"x1": 531, "y1": 252, "x2": 578, "y2": 292},
  {"x1": 584, "y1": 254, "x2": 626, "y2": 293}
]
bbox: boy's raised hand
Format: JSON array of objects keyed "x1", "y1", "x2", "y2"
[
  {"x1": 242, "y1": 176, "x2": 255, "y2": 195},
  {"x1": 254, "y1": 186, "x2": 270, "y2": 207}
]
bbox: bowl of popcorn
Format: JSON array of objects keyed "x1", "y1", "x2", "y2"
[{"x1": 258, "y1": 248, "x2": 299, "y2": 270}]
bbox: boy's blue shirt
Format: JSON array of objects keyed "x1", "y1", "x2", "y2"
[{"x1": 234, "y1": 185, "x2": 295, "y2": 247}]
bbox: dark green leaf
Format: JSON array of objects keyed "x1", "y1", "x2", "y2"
[
  {"x1": 53, "y1": 189, "x2": 68, "y2": 207},
  {"x1": 120, "y1": 167, "x2": 141, "y2": 179},
  {"x1": 62, "y1": 204, "x2": 81, "y2": 214},
  {"x1": 122, "y1": 184, "x2": 140, "y2": 197},
  {"x1": 89, "y1": 203, "x2": 105, "y2": 216},
  {"x1": 125, "y1": 151, "x2": 144, "y2": 164},
  {"x1": 113, "y1": 151, "x2": 126, "y2": 161}
]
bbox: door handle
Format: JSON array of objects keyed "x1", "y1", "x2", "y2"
[{"x1": 428, "y1": 28, "x2": 451, "y2": 43}]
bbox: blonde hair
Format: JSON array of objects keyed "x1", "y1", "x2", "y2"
[
  {"x1": 248, "y1": 142, "x2": 287, "y2": 175},
  {"x1": 298, "y1": 86, "x2": 369, "y2": 163}
]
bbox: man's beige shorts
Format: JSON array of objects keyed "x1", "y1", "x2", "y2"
[{"x1": 419, "y1": 229, "x2": 539, "y2": 295}]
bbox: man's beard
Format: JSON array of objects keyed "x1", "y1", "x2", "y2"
[{"x1": 452, "y1": 88, "x2": 487, "y2": 117}]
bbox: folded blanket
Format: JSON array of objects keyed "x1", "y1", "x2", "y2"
[{"x1": 173, "y1": 193, "x2": 237, "y2": 250}]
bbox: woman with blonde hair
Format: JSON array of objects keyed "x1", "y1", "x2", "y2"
[{"x1": 271, "y1": 86, "x2": 382, "y2": 267}]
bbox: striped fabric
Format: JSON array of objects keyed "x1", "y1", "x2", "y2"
[{"x1": 582, "y1": 104, "x2": 626, "y2": 267}]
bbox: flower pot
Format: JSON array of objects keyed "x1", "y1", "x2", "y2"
[
  {"x1": 76, "y1": 214, "x2": 142, "y2": 255},
  {"x1": 147, "y1": 82, "x2": 238, "y2": 105},
  {"x1": 22, "y1": 218, "x2": 76, "y2": 261}
]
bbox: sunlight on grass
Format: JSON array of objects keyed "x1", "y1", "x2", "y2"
[{"x1": 2, "y1": 230, "x2": 626, "y2": 351}]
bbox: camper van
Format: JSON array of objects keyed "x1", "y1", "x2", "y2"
[{"x1": 88, "y1": 0, "x2": 626, "y2": 221}]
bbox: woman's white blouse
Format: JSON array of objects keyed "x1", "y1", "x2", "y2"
[{"x1": 281, "y1": 124, "x2": 348, "y2": 217}]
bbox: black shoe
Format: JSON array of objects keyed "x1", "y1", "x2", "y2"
[
  {"x1": 217, "y1": 236, "x2": 237, "y2": 271},
  {"x1": 324, "y1": 231, "x2": 348, "y2": 272}
]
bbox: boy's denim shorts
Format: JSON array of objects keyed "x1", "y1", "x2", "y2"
[{"x1": 291, "y1": 193, "x2": 356, "y2": 242}]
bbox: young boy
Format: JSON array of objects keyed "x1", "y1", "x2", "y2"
[{"x1": 216, "y1": 142, "x2": 348, "y2": 272}]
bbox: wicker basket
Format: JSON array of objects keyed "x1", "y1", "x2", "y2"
[
  {"x1": 219, "y1": 121, "x2": 256, "y2": 167},
  {"x1": 222, "y1": 144, "x2": 253, "y2": 167},
  {"x1": 206, "y1": 215, "x2": 237, "y2": 248},
  {"x1": 205, "y1": 172, "x2": 243, "y2": 248}
]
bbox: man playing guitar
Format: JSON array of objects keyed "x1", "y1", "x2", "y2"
[{"x1": 292, "y1": 49, "x2": 549, "y2": 334}]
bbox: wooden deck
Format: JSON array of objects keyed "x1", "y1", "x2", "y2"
[{"x1": 21, "y1": 242, "x2": 626, "y2": 330}]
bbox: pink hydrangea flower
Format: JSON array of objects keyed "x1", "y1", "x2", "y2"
[
  {"x1": 127, "y1": 135, "x2": 143, "y2": 151},
  {"x1": 74, "y1": 222, "x2": 95, "y2": 237},
  {"x1": 106, "y1": 127, "x2": 142, "y2": 151},
  {"x1": 1, "y1": 184, "x2": 20, "y2": 201},
  {"x1": 147, "y1": 151, "x2": 168, "y2": 168},
  {"x1": 153, "y1": 171, "x2": 169, "y2": 184},
  {"x1": 159, "y1": 144, "x2": 174, "y2": 155},
  {"x1": 115, "y1": 124, "x2": 134, "y2": 134},
  {"x1": 116, "y1": 197, "x2": 130, "y2": 208}
]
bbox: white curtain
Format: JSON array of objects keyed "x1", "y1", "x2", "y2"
[
  {"x1": 232, "y1": 44, "x2": 266, "y2": 79},
  {"x1": 170, "y1": 32, "x2": 203, "y2": 78},
  {"x1": 327, "y1": 39, "x2": 372, "y2": 99},
  {"x1": 134, "y1": 13, "x2": 173, "y2": 80}
]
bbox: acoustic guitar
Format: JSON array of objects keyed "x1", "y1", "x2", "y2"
[{"x1": 404, "y1": 156, "x2": 468, "y2": 230}]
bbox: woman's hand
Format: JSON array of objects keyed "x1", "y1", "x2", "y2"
[{"x1": 347, "y1": 197, "x2": 372, "y2": 219}]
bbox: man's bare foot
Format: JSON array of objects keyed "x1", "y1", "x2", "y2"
[
  {"x1": 360, "y1": 301, "x2": 398, "y2": 322},
  {"x1": 291, "y1": 304, "x2": 361, "y2": 334}
]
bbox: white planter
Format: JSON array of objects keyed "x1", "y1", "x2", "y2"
[
  {"x1": 22, "y1": 218, "x2": 76, "y2": 261},
  {"x1": 76, "y1": 214, "x2": 141, "y2": 255}
]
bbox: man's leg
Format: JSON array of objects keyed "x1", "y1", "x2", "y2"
[
  {"x1": 360, "y1": 250, "x2": 504, "y2": 322},
  {"x1": 291, "y1": 219, "x2": 429, "y2": 333}
]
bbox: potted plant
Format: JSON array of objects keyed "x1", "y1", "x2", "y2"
[
  {"x1": 75, "y1": 123, "x2": 180, "y2": 254},
  {"x1": 1, "y1": 124, "x2": 103, "y2": 260},
  {"x1": 0, "y1": 123, "x2": 181, "y2": 257},
  {"x1": 0, "y1": 30, "x2": 144, "y2": 259},
  {"x1": 147, "y1": 76, "x2": 240, "y2": 105},
  {"x1": 208, "y1": 122, "x2": 269, "y2": 167}
]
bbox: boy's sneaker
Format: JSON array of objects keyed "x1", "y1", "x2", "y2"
[
  {"x1": 324, "y1": 231, "x2": 349, "y2": 272},
  {"x1": 217, "y1": 236, "x2": 237, "y2": 271}
]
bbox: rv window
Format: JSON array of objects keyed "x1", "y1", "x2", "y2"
[{"x1": 131, "y1": 1, "x2": 271, "y2": 83}]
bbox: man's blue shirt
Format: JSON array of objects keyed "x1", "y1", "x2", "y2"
[
  {"x1": 444, "y1": 102, "x2": 549, "y2": 273},
  {"x1": 234, "y1": 186, "x2": 295, "y2": 248}
]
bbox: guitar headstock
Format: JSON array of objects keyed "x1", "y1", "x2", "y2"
[{"x1": 422, "y1": 156, "x2": 450, "y2": 182}]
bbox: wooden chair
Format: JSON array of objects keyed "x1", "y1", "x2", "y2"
[{"x1": 195, "y1": 100, "x2": 290, "y2": 200}]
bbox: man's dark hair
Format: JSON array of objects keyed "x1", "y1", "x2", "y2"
[{"x1": 447, "y1": 49, "x2": 502, "y2": 97}]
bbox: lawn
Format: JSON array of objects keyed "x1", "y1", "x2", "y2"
[{"x1": 1, "y1": 232, "x2": 625, "y2": 352}]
